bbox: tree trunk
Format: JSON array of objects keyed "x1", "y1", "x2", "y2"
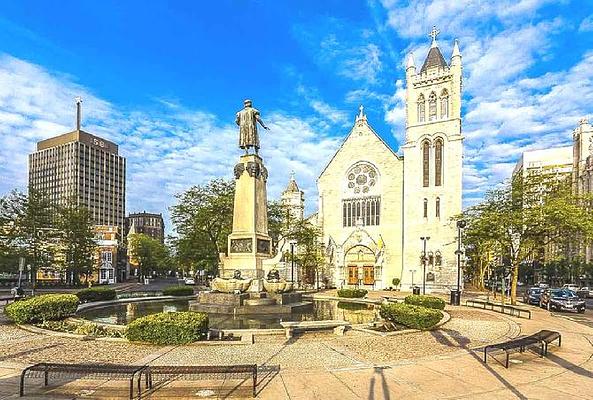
[{"x1": 510, "y1": 261, "x2": 519, "y2": 305}]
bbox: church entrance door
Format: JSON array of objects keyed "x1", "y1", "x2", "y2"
[
  {"x1": 363, "y1": 266, "x2": 374, "y2": 285},
  {"x1": 347, "y1": 266, "x2": 358, "y2": 285}
]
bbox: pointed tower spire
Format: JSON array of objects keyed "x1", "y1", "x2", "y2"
[
  {"x1": 451, "y1": 39, "x2": 461, "y2": 59},
  {"x1": 406, "y1": 52, "x2": 416, "y2": 71}
]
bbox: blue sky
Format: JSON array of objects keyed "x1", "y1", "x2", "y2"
[{"x1": 0, "y1": 0, "x2": 592, "y2": 234}]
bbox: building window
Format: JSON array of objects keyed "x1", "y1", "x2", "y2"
[
  {"x1": 423, "y1": 198, "x2": 428, "y2": 218},
  {"x1": 346, "y1": 162, "x2": 379, "y2": 195},
  {"x1": 422, "y1": 141, "x2": 430, "y2": 187},
  {"x1": 436, "y1": 197, "x2": 441, "y2": 218},
  {"x1": 342, "y1": 196, "x2": 381, "y2": 227},
  {"x1": 428, "y1": 92, "x2": 437, "y2": 121},
  {"x1": 435, "y1": 138, "x2": 443, "y2": 186},
  {"x1": 440, "y1": 89, "x2": 449, "y2": 119},
  {"x1": 417, "y1": 94, "x2": 426, "y2": 122},
  {"x1": 435, "y1": 251, "x2": 442, "y2": 266}
]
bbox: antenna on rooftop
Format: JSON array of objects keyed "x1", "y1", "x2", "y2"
[{"x1": 75, "y1": 96, "x2": 83, "y2": 130}]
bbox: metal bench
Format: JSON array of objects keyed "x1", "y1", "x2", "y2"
[
  {"x1": 142, "y1": 364, "x2": 257, "y2": 398},
  {"x1": 0, "y1": 296, "x2": 15, "y2": 304},
  {"x1": 19, "y1": 363, "x2": 148, "y2": 399},
  {"x1": 526, "y1": 330, "x2": 561, "y2": 355},
  {"x1": 465, "y1": 299, "x2": 532, "y2": 319},
  {"x1": 483, "y1": 336, "x2": 543, "y2": 368}
]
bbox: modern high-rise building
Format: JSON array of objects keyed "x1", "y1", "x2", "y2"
[
  {"x1": 28, "y1": 99, "x2": 126, "y2": 230},
  {"x1": 125, "y1": 212, "x2": 165, "y2": 243}
]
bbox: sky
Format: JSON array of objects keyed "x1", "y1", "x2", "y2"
[{"x1": 0, "y1": 0, "x2": 592, "y2": 235}]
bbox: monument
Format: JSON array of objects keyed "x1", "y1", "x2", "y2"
[{"x1": 191, "y1": 99, "x2": 304, "y2": 315}]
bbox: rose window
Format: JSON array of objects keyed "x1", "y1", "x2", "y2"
[{"x1": 346, "y1": 163, "x2": 378, "y2": 194}]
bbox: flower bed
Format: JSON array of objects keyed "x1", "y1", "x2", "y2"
[
  {"x1": 76, "y1": 287, "x2": 117, "y2": 303},
  {"x1": 337, "y1": 288, "x2": 368, "y2": 298},
  {"x1": 379, "y1": 303, "x2": 442, "y2": 330},
  {"x1": 4, "y1": 294, "x2": 79, "y2": 324},
  {"x1": 126, "y1": 311, "x2": 208, "y2": 345},
  {"x1": 404, "y1": 294, "x2": 446, "y2": 310}
]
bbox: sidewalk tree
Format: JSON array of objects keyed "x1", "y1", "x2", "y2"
[
  {"x1": 284, "y1": 220, "x2": 325, "y2": 287},
  {"x1": 128, "y1": 233, "x2": 170, "y2": 280},
  {"x1": 462, "y1": 174, "x2": 593, "y2": 304}
]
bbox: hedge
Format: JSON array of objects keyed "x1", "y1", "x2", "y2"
[
  {"x1": 404, "y1": 295, "x2": 446, "y2": 310},
  {"x1": 76, "y1": 287, "x2": 117, "y2": 303},
  {"x1": 337, "y1": 288, "x2": 368, "y2": 298},
  {"x1": 379, "y1": 303, "x2": 442, "y2": 330},
  {"x1": 4, "y1": 294, "x2": 79, "y2": 324},
  {"x1": 126, "y1": 311, "x2": 208, "y2": 345},
  {"x1": 162, "y1": 286, "x2": 194, "y2": 296}
]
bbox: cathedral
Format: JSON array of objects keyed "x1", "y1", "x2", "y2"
[{"x1": 283, "y1": 29, "x2": 464, "y2": 292}]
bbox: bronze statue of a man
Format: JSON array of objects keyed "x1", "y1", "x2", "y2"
[{"x1": 236, "y1": 99, "x2": 269, "y2": 155}]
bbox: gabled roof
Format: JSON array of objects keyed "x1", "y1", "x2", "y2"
[{"x1": 420, "y1": 46, "x2": 448, "y2": 73}]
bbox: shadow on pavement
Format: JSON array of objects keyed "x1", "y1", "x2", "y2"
[{"x1": 367, "y1": 366, "x2": 391, "y2": 400}]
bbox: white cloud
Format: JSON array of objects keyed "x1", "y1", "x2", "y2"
[
  {"x1": 309, "y1": 100, "x2": 350, "y2": 125},
  {"x1": 579, "y1": 14, "x2": 593, "y2": 32},
  {"x1": 340, "y1": 44, "x2": 383, "y2": 84},
  {"x1": 0, "y1": 54, "x2": 341, "y2": 233}
]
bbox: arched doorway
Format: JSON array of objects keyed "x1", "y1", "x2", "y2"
[{"x1": 344, "y1": 245, "x2": 376, "y2": 287}]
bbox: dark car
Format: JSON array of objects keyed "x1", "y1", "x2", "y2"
[
  {"x1": 523, "y1": 287, "x2": 543, "y2": 305},
  {"x1": 539, "y1": 288, "x2": 586, "y2": 313}
]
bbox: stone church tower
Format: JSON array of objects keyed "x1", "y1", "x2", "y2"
[
  {"x1": 401, "y1": 27, "x2": 463, "y2": 291},
  {"x1": 281, "y1": 173, "x2": 304, "y2": 230}
]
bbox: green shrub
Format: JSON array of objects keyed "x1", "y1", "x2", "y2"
[
  {"x1": 404, "y1": 294, "x2": 446, "y2": 310},
  {"x1": 392, "y1": 278, "x2": 401, "y2": 287},
  {"x1": 37, "y1": 320, "x2": 126, "y2": 338},
  {"x1": 379, "y1": 303, "x2": 442, "y2": 330},
  {"x1": 76, "y1": 287, "x2": 117, "y2": 303},
  {"x1": 162, "y1": 286, "x2": 194, "y2": 296},
  {"x1": 126, "y1": 311, "x2": 208, "y2": 345},
  {"x1": 337, "y1": 288, "x2": 368, "y2": 298},
  {"x1": 4, "y1": 294, "x2": 79, "y2": 324}
]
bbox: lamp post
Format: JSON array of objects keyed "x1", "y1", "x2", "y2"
[
  {"x1": 451, "y1": 220, "x2": 466, "y2": 306},
  {"x1": 289, "y1": 240, "x2": 297, "y2": 283},
  {"x1": 420, "y1": 236, "x2": 430, "y2": 294},
  {"x1": 409, "y1": 269, "x2": 416, "y2": 288}
]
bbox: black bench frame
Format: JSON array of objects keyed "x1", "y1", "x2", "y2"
[
  {"x1": 19, "y1": 363, "x2": 148, "y2": 399},
  {"x1": 483, "y1": 330, "x2": 562, "y2": 368},
  {"x1": 466, "y1": 299, "x2": 532, "y2": 319},
  {"x1": 142, "y1": 364, "x2": 258, "y2": 398}
]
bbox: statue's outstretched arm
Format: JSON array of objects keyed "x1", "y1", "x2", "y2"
[
  {"x1": 235, "y1": 114, "x2": 240, "y2": 126},
  {"x1": 257, "y1": 116, "x2": 270, "y2": 130}
]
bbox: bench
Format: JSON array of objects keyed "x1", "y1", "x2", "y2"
[
  {"x1": 0, "y1": 296, "x2": 16, "y2": 304},
  {"x1": 280, "y1": 320, "x2": 351, "y2": 338},
  {"x1": 465, "y1": 299, "x2": 532, "y2": 319},
  {"x1": 483, "y1": 330, "x2": 561, "y2": 368},
  {"x1": 19, "y1": 363, "x2": 148, "y2": 399},
  {"x1": 142, "y1": 365, "x2": 257, "y2": 398}
]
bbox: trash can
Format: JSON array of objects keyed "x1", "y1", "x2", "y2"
[
  {"x1": 450, "y1": 289, "x2": 461, "y2": 306},
  {"x1": 413, "y1": 286, "x2": 421, "y2": 295}
]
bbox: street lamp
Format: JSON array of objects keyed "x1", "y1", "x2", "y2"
[
  {"x1": 289, "y1": 240, "x2": 297, "y2": 283},
  {"x1": 420, "y1": 236, "x2": 430, "y2": 294},
  {"x1": 456, "y1": 220, "x2": 467, "y2": 292}
]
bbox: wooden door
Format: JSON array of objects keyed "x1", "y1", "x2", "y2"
[
  {"x1": 363, "y1": 266, "x2": 374, "y2": 285},
  {"x1": 348, "y1": 266, "x2": 358, "y2": 285}
]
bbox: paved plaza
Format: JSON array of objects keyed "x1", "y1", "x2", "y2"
[{"x1": 0, "y1": 301, "x2": 592, "y2": 399}]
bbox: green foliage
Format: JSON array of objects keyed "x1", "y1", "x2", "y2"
[
  {"x1": 162, "y1": 286, "x2": 194, "y2": 296},
  {"x1": 380, "y1": 303, "x2": 442, "y2": 330},
  {"x1": 36, "y1": 320, "x2": 126, "y2": 338},
  {"x1": 404, "y1": 295, "x2": 446, "y2": 310},
  {"x1": 126, "y1": 311, "x2": 208, "y2": 344},
  {"x1": 4, "y1": 294, "x2": 79, "y2": 324},
  {"x1": 337, "y1": 288, "x2": 368, "y2": 298},
  {"x1": 283, "y1": 219, "x2": 326, "y2": 286},
  {"x1": 392, "y1": 278, "x2": 401, "y2": 287},
  {"x1": 128, "y1": 233, "x2": 171, "y2": 279},
  {"x1": 76, "y1": 286, "x2": 117, "y2": 303}
]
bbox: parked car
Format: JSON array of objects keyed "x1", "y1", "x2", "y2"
[
  {"x1": 539, "y1": 288, "x2": 586, "y2": 313},
  {"x1": 184, "y1": 277, "x2": 196, "y2": 285},
  {"x1": 523, "y1": 287, "x2": 543, "y2": 305},
  {"x1": 536, "y1": 282, "x2": 549, "y2": 289},
  {"x1": 576, "y1": 287, "x2": 592, "y2": 298},
  {"x1": 562, "y1": 284, "x2": 580, "y2": 293}
]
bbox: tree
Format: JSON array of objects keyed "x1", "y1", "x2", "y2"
[
  {"x1": 0, "y1": 189, "x2": 59, "y2": 287},
  {"x1": 128, "y1": 233, "x2": 170, "y2": 280},
  {"x1": 462, "y1": 173, "x2": 593, "y2": 304},
  {"x1": 284, "y1": 219, "x2": 326, "y2": 287},
  {"x1": 55, "y1": 200, "x2": 97, "y2": 285}
]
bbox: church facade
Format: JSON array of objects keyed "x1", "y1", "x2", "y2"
[{"x1": 314, "y1": 31, "x2": 463, "y2": 292}]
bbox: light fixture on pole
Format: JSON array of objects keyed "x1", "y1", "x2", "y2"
[
  {"x1": 456, "y1": 220, "x2": 467, "y2": 292},
  {"x1": 289, "y1": 240, "x2": 297, "y2": 283},
  {"x1": 420, "y1": 236, "x2": 430, "y2": 295}
]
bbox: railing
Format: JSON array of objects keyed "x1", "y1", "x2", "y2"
[{"x1": 465, "y1": 299, "x2": 532, "y2": 319}]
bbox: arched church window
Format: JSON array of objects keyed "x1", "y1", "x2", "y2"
[
  {"x1": 428, "y1": 92, "x2": 437, "y2": 121},
  {"x1": 343, "y1": 162, "x2": 381, "y2": 227},
  {"x1": 435, "y1": 251, "x2": 442, "y2": 266},
  {"x1": 417, "y1": 94, "x2": 426, "y2": 123},
  {"x1": 423, "y1": 198, "x2": 428, "y2": 218},
  {"x1": 435, "y1": 138, "x2": 443, "y2": 186},
  {"x1": 428, "y1": 251, "x2": 434, "y2": 266},
  {"x1": 436, "y1": 197, "x2": 441, "y2": 218},
  {"x1": 422, "y1": 141, "x2": 430, "y2": 187},
  {"x1": 440, "y1": 89, "x2": 449, "y2": 119}
]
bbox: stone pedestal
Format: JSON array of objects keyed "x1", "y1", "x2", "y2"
[{"x1": 220, "y1": 154, "x2": 272, "y2": 279}]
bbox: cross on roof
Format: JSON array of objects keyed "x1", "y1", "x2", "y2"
[{"x1": 429, "y1": 26, "x2": 440, "y2": 46}]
